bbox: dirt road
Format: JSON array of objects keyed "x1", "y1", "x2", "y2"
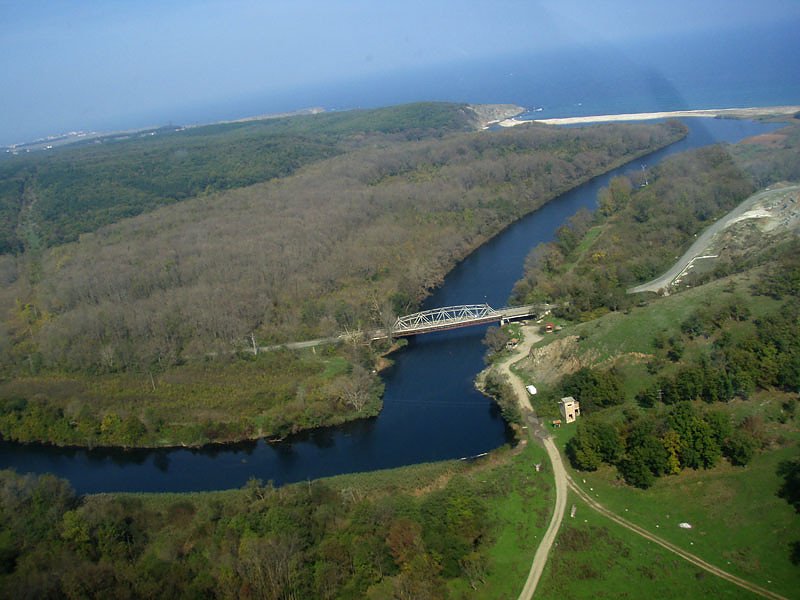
[
  {"x1": 518, "y1": 434, "x2": 567, "y2": 600},
  {"x1": 497, "y1": 325, "x2": 786, "y2": 599},
  {"x1": 566, "y1": 476, "x2": 787, "y2": 600},
  {"x1": 495, "y1": 325, "x2": 542, "y2": 413},
  {"x1": 628, "y1": 185, "x2": 800, "y2": 294},
  {"x1": 491, "y1": 327, "x2": 569, "y2": 600}
]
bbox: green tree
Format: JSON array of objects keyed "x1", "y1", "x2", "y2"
[
  {"x1": 667, "y1": 403, "x2": 721, "y2": 469},
  {"x1": 565, "y1": 424, "x2": 602, "y2": 471},
  {"x1": 777, "y1": 458, "x2": 800, "y2": 513},
  {"x1": 482, "y1": 326, "x2": 510, "y2": 354},
  {"x1": 619, "y1": 450, "x2": 655, "y2": 489},
  {"x1": 598, "y1": 176, "x2": 632, "y2": 216},
  {"x1": 560, "y1": 367, "x2": 624, "y2": 412},
  {"x1": 119, "y1": 416, "x2": 147, "y2": 447},
  {"x1": 723, "y1": 429, "x2": 758, "y2": 466},
  {"x1": 624, "y1": 417, "x2": 670, "y2": 477}
]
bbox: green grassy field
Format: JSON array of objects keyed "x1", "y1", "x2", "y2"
[
  {"x1": 511, "y1": 264, "x2": 800, "y2": 597},
  {"x1": 447, "y1": 442, "x2": 555, "y2": 599},
  {"x1": 543, "y1": 402, "x2": 800, "y2": 599},
  {"x1": 562, "y1": 441, "x2": 799, "y2": 598},
  {"x1": 564, "y1": 225, "x2": 604, "y2": 273},
  {"x1": 560, "y1": 270, "x2": 778, "y2": 364},
  {"x1": 517, "y1": 268, "x2": 786, "y2": 419},
  {"x1": 537, "y1": 491, "x2": 761, "y2": 599}
]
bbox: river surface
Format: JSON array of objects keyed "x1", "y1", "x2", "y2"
[{"x1": 0, "y1": 118, "x2": 782, "y2": 493}]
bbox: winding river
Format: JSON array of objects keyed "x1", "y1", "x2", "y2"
[{"x1": 0, "y1": 118, "x2": 782, "y2": 494}]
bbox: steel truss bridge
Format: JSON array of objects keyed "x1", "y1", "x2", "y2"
[
  {"x1": 388, "y1": 303, "x2": 548, "y2": 338},
  {"x1": 252, "y1": 303, "x2": 551, "y2": 352}
]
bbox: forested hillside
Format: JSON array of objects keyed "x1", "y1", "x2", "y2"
[
  {"x1": 511, "y1": 122, "x2": 800, "y2": 319},
  {"x1": 513, "y1": 246, "x2": 800, "y2": 590},
  {"x1": 513, "y1": 121, "x2": 800, "y2": 434},
  {"x1": 0, "y1": 114, "x2": 685, "y2": 447},
  {"x1": 0, "y1": 103, "x2": 482, "y2": 254}
]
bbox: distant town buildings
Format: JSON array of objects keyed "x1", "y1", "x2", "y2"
[{"x1": 558, "y1": 396, "x2": 580, "y2": 423}]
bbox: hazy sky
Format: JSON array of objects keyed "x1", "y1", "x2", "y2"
[{"x1": 1, "y1": 0, "x2": 799, "y2": 145}]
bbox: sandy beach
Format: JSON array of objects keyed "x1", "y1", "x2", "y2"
[{"x1": 498, "y1": 105, "x2": 800, "y2": 127}]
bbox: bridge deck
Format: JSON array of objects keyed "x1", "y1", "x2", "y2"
[{"x1": 389, "y1": 303, "x2": 548, "y2": 338}]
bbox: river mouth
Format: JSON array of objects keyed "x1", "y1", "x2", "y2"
[{"x1": 0, "y1": 117, "x2": 784, "y2": 494}]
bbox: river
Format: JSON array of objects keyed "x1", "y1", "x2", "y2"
[{"x1": 0, "y1": 117, "x2": 782, "y2": 493}]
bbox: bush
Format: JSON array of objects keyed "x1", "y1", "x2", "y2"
[
  {"x1": 560, "y1": 367, "x2": 624, "y2": 412},
  {"x1": 618, "y1": 451, "x2": 655, "y2": 489},
  {"x1": 482, "y1": 371, "x2": 522, "y2": 425},
  {"x1": 723, "y1": 429, "x2": 757, "y2": 466}
]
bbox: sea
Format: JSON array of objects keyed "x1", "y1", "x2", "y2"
[
  {"x1": 114, "y1": 20, "x2": 800, "y2": 135},
  {"x1": 5, "y1": 21, "x2": 799, "y2": 146}
]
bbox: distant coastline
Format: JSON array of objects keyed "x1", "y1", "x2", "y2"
[
  {"x1": 4, "y1": 103, "x2": 522, "y2": 155},
  {"x1": 7, "y1": 104, "x2": 798, "y2": 155},
  {"x1": 3, "y1": 107, "x2": 327, "y2": 155},
  {"x1": 499, "y1": 105, "x2": 800, "y2": 127}
]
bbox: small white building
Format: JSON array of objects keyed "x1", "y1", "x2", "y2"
[
  {"x1": 526, "y1": 385, "x2": 538, "y2": 396},
  {"x1": 558, "y1": 396, "x2": 581, "y2": 423}
]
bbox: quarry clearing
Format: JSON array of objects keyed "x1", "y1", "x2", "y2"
[{"x1": 628, "y1": 184, "x2": 800, "y2": 295}]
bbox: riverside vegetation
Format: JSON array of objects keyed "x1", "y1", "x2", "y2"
[
  {"x1": 508, "y1": 120, "x2": 799, "y2": 593},
  {"x1": 0, "y1": 103, "x2": 687, "y2": 447},
  {"x1": 0, "y1": 445, "x2": 554, "y2": 599}
]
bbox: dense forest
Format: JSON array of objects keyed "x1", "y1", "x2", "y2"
[
  {"x1": 0, "y1": 103, "x2": 484, "y2": 255},
  {"x1": 0, "y1": 447, "x2": 550, "y2": 599},
  {"x1": 0, "y1": 109, "x2": 685, "y2": 446}
]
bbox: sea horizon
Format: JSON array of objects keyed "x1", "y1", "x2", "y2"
[{"x1": 3, "y1": 20, "x2": 799, "y2": 148}]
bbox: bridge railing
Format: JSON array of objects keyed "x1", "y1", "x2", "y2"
[
  {"x1": 392, "y1": 303, "x2": 498, "y2": 335},
  {"x1": 386, "y1": 302, "x2": 550, "y2": 337}
]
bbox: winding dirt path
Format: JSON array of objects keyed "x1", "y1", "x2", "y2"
[
  {"x1": 628, "y1": 185, "x2": 800, "y2": 295},
  {"x1": 497, "y1": 325, "x2": 786, "y2": 600},
  {"x1": 495, "y1": 326, "x2": 542, "y2": 413},
  {"x1": 491, "y1": 326, "x2": 569, "y2": 600},
  {"x1": 566, "y1": 476, "x2": 787, "y2": 600}
]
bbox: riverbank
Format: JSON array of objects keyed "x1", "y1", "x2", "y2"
[
  {"x1": 0, "y1": 120, "x2": 688, "y2": 451},
  {"x1": 477, "y1": 323, "x2": 569, "y2": 599},
  {"x1": 1, "y1": 116, "x2": 778, "y2": 494},
  {"x1": 498, "y1": 105, "x2": 800, "y2": 127},
  {"x1": 476, "y1": 324, "x2": 542, "y2": 412},
  {"x1": 0, "y1": 440, "x2": 556, "y2": 598}
]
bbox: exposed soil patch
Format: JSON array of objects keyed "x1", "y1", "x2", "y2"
[
  {"x1": 519, "y1": 335, "x2": 585, "y2": 385},
  {"x1": 630, "y1": 184, "x2": 800, "y2": 294}
]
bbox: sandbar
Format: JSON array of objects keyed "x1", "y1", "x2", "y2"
[{"x1": 498, "y1": 105, "x2": 800, "y2": 127}]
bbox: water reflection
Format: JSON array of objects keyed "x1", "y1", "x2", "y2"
[{"x1": 153, "y1": 451, "x2": 170, "y2": 473}]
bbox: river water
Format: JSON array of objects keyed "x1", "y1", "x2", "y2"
[{"x1": 0, "y1": 118, "x2": 782, "y2": 493}]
